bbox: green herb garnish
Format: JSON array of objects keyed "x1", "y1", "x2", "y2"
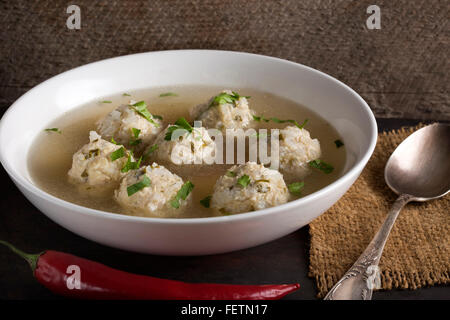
[
  {"x1": 209, "y1": 91, "x2": 250, "y2": 108},
  {"x1": 174, "y1": 117, "x2": 193, "y2": 131},
  {"x1": 129, "y1": 139, "x2": 142, "y2": 146},
  {"x1": 170, "y1": 181, "x2": 194, "y2": 209},
  {"x1": 110, "y1": 147, "x2": 125, "y2": 161},
  {"x1": 142, "y1": 144, "x2": 158, "y2": 161},
  {"x1": 296, "y1": 119, "x2": 308, "y2": 129},
  {"x1": 44, "y1": 128, "x2": 61, "y2": 134},
  {"x1": 129, "y1": 128, "x2": 142, "y2": 146},
  {"x1": 269, "y1": 117, "x2": 287, "y2": 123},
  {"x1": 111, "y1": 137, "x2": 118, "y2": 145},
  {"x1": 153, "y1": 115, "x2": 163, "y2": 120},
  {"x1": 164, "y1": 117, "x2": 193, "y2": 141},
  {"x1": 252, "y1": 115, "x2": 269, "y2": 122},
  {"x1": 200, "y1": 195, "x2": 212, "y2": 208},
  {"x1": 121, "y1": 153, "x2": 142, "y2": 173},
  {"x1": 270, "y1": 117, "x2": 308, "y2": 129},
  {"x1": 129, "y1": 101, "x2": 160, "y2": 127},
  {"x1": 210, "y1": 92, "x2": 236, "y2": 106},
  {"x1": 159, "y1": 92, "x2": 177, "y2": 97},
  {"x1": 165, "y1": 127, "x2": 179, "y2": 141},
  {"x1": 309, "y1": 159, "x2": 334, "y2": 174},
  {"x1": 127, "y1": 175, "x2": 151, "y2": 196},
  {"x1": 237, "y1": 175, "x2": 251, "y2": 188},
  {"x1": 226, "y1": 171, "x2": 237, "y2": 177},
  {"x1": 123, "y1": 93, "x2": 131, "y2": 96},
  {"x1": 288, "y1": 181, "x2": 305, "y2": 195},
  {"x1": 334, "y1": 139, "x2": 344, "y2": 148},
  {"x1": 252, "y1": 115, "x2": 308, "y2": 129},
  {"x1": 101, "y1": 100, "x2": 112, "y2": 103},
  {"x1": 131, "y1": 128, "x2": 141, "y2": 138}
]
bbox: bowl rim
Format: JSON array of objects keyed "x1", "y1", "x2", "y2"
[{"x1": 0, "y1": 49, "x2": 378, "y2": 225}]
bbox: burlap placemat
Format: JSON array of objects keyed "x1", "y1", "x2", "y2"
[{"x1": 309, "y1": 125, "x2": 450, "y2": 298}]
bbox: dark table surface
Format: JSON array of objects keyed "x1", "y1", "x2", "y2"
[{"x1": 0, "y1": 117, "x2": 448, "y2": 300}]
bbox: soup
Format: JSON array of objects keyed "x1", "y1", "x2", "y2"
[{"x1": 28, "y1": 86, "x2": 346, "y2": 218}]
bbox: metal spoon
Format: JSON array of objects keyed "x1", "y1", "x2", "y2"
[{"x1": 324, "y1": 123, "x2": 450, "y2": 300}]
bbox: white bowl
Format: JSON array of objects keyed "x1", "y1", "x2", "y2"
[{"x1": 0, "y1": 50, "x2": 377, "y2": 255}]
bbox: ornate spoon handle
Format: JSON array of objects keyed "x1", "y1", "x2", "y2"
[{"x1": 323, "y1": 193, "x2": 413, "y2": 300}]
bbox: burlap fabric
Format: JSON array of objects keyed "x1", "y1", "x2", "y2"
[
  {"x1": 1, "y1": 1, "x2": 449, "y2": 121},
  {"x1": 309, "y1": 125, "x2": 450, "y2": 297}
]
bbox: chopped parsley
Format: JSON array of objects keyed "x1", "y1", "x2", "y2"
[
  {"x1": 101, "y1": 100, "x2": 112, "y2": 103},
  {"x1": 130, "y1": 128, "x2": 142, "y2": 146},
  {"x1": 129, "y1": 139, "x2": 142, "y2": 146},
  {"x1": 164, "y1": 117, "x2": 193, "y2": 141},
  {"x1": 123, "y1": 93, "x2": 131, "y2": 96},
  {"x1": 121, "y1": 153, "x2": 142, "y2": 173},
  {"x1": 127, "y1": 175, "x2": 151, "y2": 196},
  {"x1": 44, "y1": 128, "x2": 61, "y2": 134},
  {"x1": 334, "y1": 139, "x2": 344, "y2": 148},
  {"x1": 110, "y1": 147, "x2": 125, "y2": 161},
  {"x1": 131, "y1": 128, "x2": 141, "y2": 138},
  {"x1": 159, "y1": 92, "x2": 177, "y2": 97},
  {"x1": 288, "y1": 181, "x2": 305, "y2": 195},
  {"x1": 252, "y1": 115, "x2": 270, "y2": 122},
  {"x1": 237, "y1": 175, "x2": 251, "y2": 188},
  {"x1": 129, "y1": 101, "x2": 160, "y2": 127},
  {"x1": 152, "y1": 115, "x2": 163, "y2": 120},
  {"x1": 252, "y1": 115, "x2": 308, "y2": 129},
  {"x1": 209, "y1": 91, "x2": 250, "y2": 108},
  {"x1": 170, "y1": 181, "x2": 194, "y2": 209},
  {"x1": 226, "y1": 170, "x2": 237, "y2": 177},
  {"x1": 142, "y1": 144, "x2": 158, "y2": 161},
  {"x1": 110, "y1": 137, "x2": 118, "y2": 145},
  {"x1": 200, "y1": 195, "x2": 212, "y2": 208},
  {"x1": 308, "y1": 159, "x2": 334, "y2": 174},
  {"x1": 270, "y1": 117, "x2": 308, "y2": 129}
]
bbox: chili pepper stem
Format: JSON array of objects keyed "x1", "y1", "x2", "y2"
[{"x1": 0, "y1": 240, "x2": 42, "y2": 273}]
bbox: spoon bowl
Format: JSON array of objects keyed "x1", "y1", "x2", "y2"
[{"x1": 385, "y1": 123, "x2": 450, "y2": 200}]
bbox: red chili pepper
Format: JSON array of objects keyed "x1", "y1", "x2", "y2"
[{"x1": 0, "y1": 240, "x2": 299, "y2": 300}]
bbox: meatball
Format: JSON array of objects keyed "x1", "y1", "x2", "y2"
[
  {"x1": 150, "y1": 124, "x2": 216, "y2": 166},
  {"x1": 277, "y1": 126, "x2": 321, "y2": 181},
  {"x1": 211, "y1": 162, "x2": 289, "y2": 214},
  {"x1": 96, "y1": 101, "x2": 162, "y2": 153},
  {"x1": 191, "y1": 90, "x2": 255, "y2": 132},
  {"x1": 68, "y1": 131, "x2": 130, "y2": 186},
  {"x1": 114, "y1": 163, "x2": 192, "y2": 216}
]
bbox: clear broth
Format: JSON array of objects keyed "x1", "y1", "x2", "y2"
[{"x1": 28, "y1": 86, "x2": 346, "y2": 218}]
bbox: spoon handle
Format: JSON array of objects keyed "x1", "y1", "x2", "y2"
[{"x1": 323, "y1": 193, "x2": 413, "y2": 300}]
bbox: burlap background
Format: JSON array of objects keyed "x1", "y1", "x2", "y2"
[{"x1": 0, "y1": 0, "x2": 449, "y2": 120}]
